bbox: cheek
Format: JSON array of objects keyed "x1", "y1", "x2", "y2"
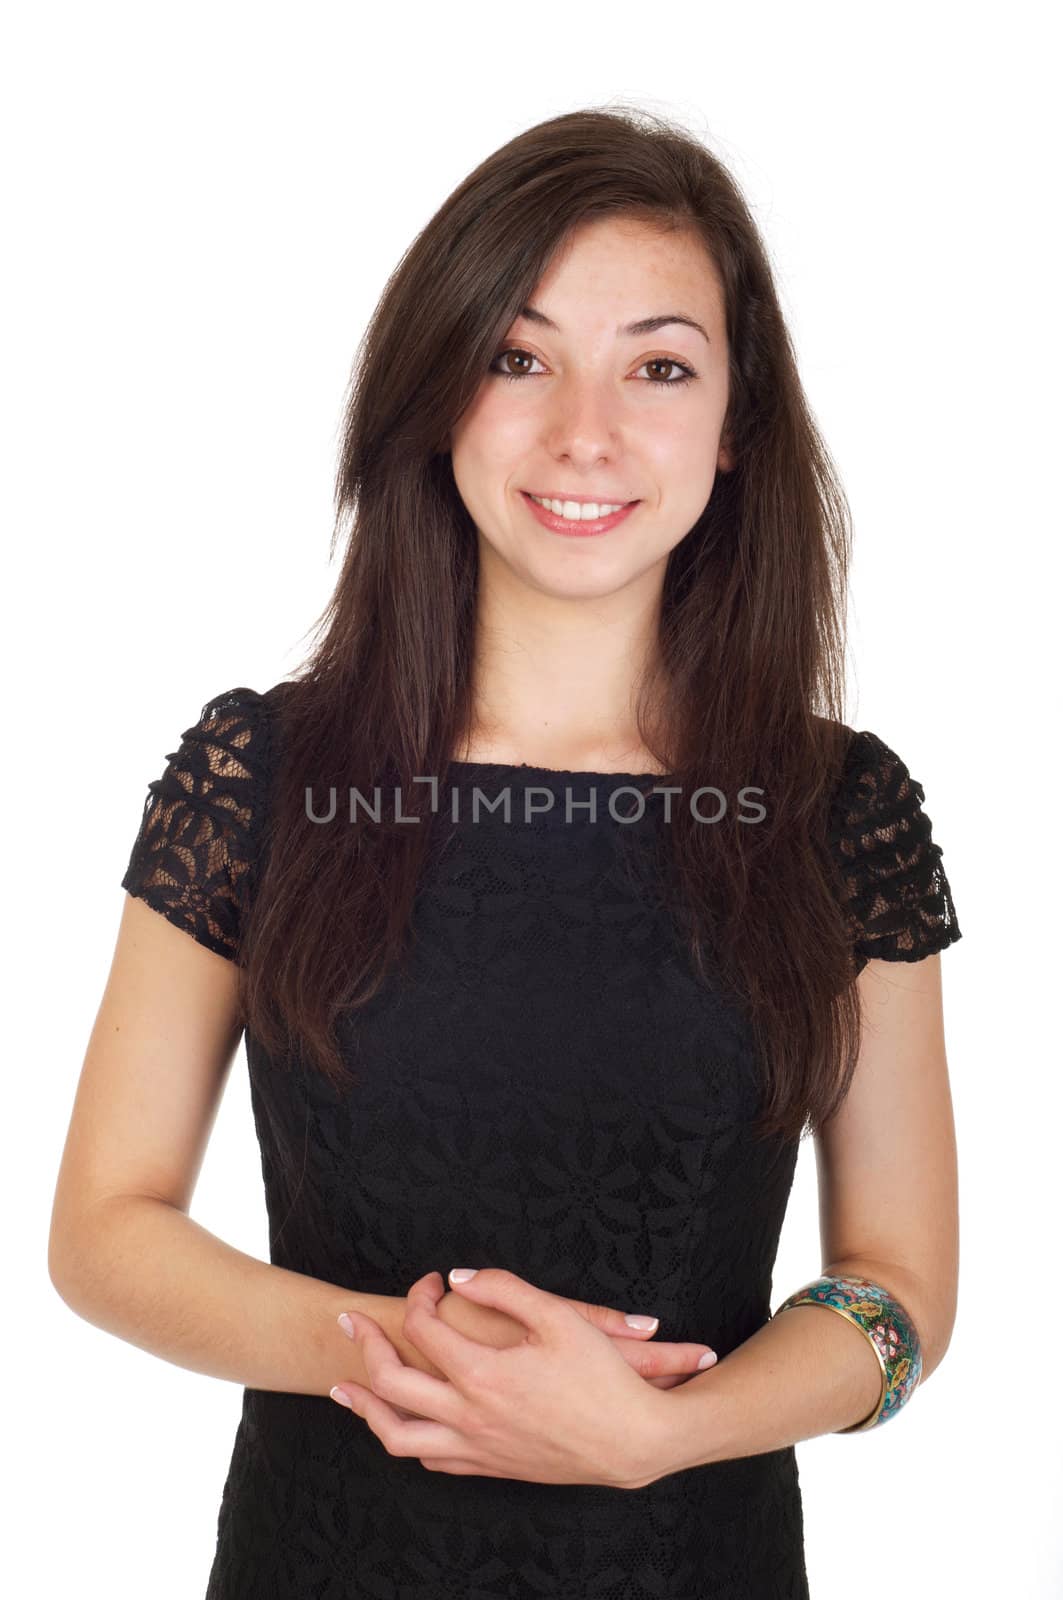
[
  {"x1": 650, "y1": 409, "x2": 722, "y2": 501},
  {"x1": 649, "y1": 403, "x2": 713, "y2": 462},
  {"x1": 455, "y1": 398, "x2": 534, "y2": 487}
]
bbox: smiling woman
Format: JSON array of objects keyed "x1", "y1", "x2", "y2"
[{"x1": 51, "y1": 103, "x2": 962, "y2": 1600}]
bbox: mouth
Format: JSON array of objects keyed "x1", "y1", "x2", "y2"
[
  {"x1": 519, "y1": 490, "x2": 640, "y2": 538},
  {"x1": 524, "y1": 490, "x2": 639, "y2": 509}
]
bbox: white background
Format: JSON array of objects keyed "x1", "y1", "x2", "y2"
[{"x1": 8, "y1": 1, "x2": 1059, "y2": 1594}]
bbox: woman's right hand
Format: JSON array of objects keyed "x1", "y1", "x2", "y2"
[{"x1": 417, "y1": 1287, "x2": 717, "y2": 1390}]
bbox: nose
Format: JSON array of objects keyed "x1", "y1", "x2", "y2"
[{"x1": 542, "y1": 372, "x2": 622, "y2": 467}]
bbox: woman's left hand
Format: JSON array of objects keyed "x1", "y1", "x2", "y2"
[{"x1": 328, "y1": 1268, "x2": 670, "y2": 1489}]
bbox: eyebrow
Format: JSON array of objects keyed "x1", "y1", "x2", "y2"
[{"x1": 517, "y1": 304, "x2": 711, "y2": 345}]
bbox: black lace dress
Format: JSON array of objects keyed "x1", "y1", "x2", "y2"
[{"x1": 120, "y1": 684, "x2": 962, "y2": 1600}]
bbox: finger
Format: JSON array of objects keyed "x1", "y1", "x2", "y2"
[
  {"x1": 330, "y1": 1378, "x2": 471, "y2": 1461},
  {"x1": 409, "y1": 1268, "x2": 448, "y2": 1305},
  {"x1": 403, "y1": 1268, "x2": 559, "y2": 1376},
  {"x1": 613, "y1": 1336, "x2": 717, "y2": 1378},
  {"x1": 441, "y1": 1267, "x2": 570, "y2": 1341},
  {"x1": 342, "y1": 1308, "x2": 467, "y2": 1428},
  {"x1": 570, "y1": 1299, "x2": 663, "y2": 1338},
  {"x1": 419, "y1": 1454, "x2": 504, "y2": 1477}
]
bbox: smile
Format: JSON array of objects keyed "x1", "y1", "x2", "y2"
[{"x1": 520, "y1": 491, "x2": 640, "y2": 538}]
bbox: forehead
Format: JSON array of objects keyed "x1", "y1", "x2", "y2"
[{"x1": 518, "y1": 217, "x2": 725, "y2": 332}]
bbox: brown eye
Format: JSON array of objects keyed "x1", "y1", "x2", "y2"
[
  {"x1": 639, "y1": 357, "x2": 697, "y2": 386},
  {"x1": 489, "y1": 347, "x2": 545, "y2": 382}
]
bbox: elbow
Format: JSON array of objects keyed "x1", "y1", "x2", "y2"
[
  {"x1": 918, "y1": 1306, "x2": 957, "y2": 1384},
  {"x1": 912, "y1": 1267, "x2": 958, "y2": 1383},
  {"x1": 828, "y1": 1253, "x2": 956, "y2": 1386},
  {"x1": 48, "y1": 1202, "x2": 69, "y2": 1294},
  {"x1": 48, "y1": 1222, "x2": 83, "y2": 1307},
  {"x1": 48, "y1": 1201, "x2": 102, "y2": 1309},
  {"x1": 48, "y1": 1187, "x2": 123, "y2": 1304}
]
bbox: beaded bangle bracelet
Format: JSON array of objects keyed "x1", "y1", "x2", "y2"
[{"x1": 772, "y1": 1273, "x2": 923, "y2": 1432}]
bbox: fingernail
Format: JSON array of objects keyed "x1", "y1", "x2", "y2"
[
  {"x1": 624, "y1": 1315, "x2": 659, "y2": 1331},
  {"x1": 449, "y1": 1268, "x2": 478, "y2": 1282},
  {"x1": 697, "y1": 1350, "x2": 718, "y2": 1369},
  {"x1": 337, "y1": 1313, "x2": 356, "y2": 1338},
  {"x1": 330, "y1": 1386, "x2": 354, "y2": 1407}
]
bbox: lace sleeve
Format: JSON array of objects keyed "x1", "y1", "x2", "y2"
[
  {"x1": 120, "y1": 686, "x2": 272, "y2": 960},
  {"x1": 828, "y1": 729, "x2": 962, "y2": 972}
]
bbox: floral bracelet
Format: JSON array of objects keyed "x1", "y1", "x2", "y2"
[{"x1": 772, "y1": 1273, "x2": 923, "y2": 1432}]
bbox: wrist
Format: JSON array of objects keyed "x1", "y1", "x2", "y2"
[
  {"x1": 620, "y1": 1383, "x2": 706, "y2": 1489},
  {"x1": 635, "y1": 1372, "x2": 729, "y2": 1483}
]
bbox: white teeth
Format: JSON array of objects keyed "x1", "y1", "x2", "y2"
[{"x1": 529, "y1": 494, "x2": 627, "y2": 520}]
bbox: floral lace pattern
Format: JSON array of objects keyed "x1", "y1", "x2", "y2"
[
  {"x1": 120, "y1": 688, "x2": 961, "y2": 1598},
  {"x1": 120, "y1": 686, "x2": 270, "y2": 960},
  {"x1": 829, "y1": 728, "x2": 962, "y2": 971}
]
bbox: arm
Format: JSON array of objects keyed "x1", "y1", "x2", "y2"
[
  {"x1": 639, "y1": 953, "x2": 959, "y2": 1481},
  {"x1": 51, "y1": 1190, "x2": 435, "y2": 1396},
  {"x1": 49, "y1": 902, "x2": 675, "y2": 1396},
  {"x1": 48, "y1": 894, "x2": 434, "y2": 1394}
]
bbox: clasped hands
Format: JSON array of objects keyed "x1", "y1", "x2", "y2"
[{"x1": 328, "y1": 1267, "x2": 717, "y2": 1490}]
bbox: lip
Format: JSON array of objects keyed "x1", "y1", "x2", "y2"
[{"x1": 520, "y1": 490, "x2": 640, "y2": 538}]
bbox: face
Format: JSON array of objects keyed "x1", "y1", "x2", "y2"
[{"x1": 448, "y1": 214, "x2": 733, "y2": 604}]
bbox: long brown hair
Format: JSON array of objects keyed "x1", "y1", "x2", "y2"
[{"x1": 240, "y1": 104, "x2": 862, "y2": 1147}]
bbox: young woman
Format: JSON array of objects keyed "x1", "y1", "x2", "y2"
[{"x1": 49, "y1": 106, "x2": 962, "y2": 1598}]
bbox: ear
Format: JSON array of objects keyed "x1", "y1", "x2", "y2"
[{"x1": 717, "y1": 436, "x2": 735, "y2": 473}]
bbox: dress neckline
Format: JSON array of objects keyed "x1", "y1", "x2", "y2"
[{"x1": 446, "y1": 758, "x2": 675, "y2": 783}]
